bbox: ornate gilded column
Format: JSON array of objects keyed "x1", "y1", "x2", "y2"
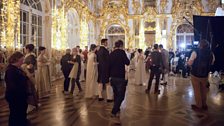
[
  {"x1": 155, "y1": 17, "x2": 162, "y2": 44},
  {"x1": 0, "y1": 0, "x2": 20, "y2": 52},
  {"x1": 80, "y1": 16, "x2": 89, "y2": 49},
  {"x1": 0, "y1": 0, "x2": 3, "y2": 48},
  {"x1": 139, "y1": 18, "x2": 146, "y2": 49},
  {"x1": 52, "y1": 1, "x2": 67, "y2": 50}
]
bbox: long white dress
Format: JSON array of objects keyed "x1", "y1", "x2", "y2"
[
  {"x1": 80, "y1": 54, "x2": 85, "y2": 81},
  {"x1": 36, "y1": 54, "x2": 51, "y2": 98},
  {"x1": 135, "y1": 53, "x2": 145, "y2": 85},
  {"x1": 85, "y1": 52, "x2": 98, "y2": 98}
]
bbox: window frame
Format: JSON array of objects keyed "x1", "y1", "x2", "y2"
[{"x1": 20, "y1": 0, "x2": 43, "y2": 48}]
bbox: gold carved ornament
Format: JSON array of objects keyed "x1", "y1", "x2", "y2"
[
  {"x1": 51, "y1": 0, "x2": 97, "y2": 50},
  {"x1": 0, "y1": 0, "x2": 20, "y2": 53},
  {"x1": 99, "y1": 0, "x2": 132, "y2": 48}
]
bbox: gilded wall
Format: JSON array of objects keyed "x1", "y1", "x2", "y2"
[{"x1": 0, "y1": 0, "x2": 222, "y2": 51}]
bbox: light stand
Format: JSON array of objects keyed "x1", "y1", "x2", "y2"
[{"x1": 183, "y1": 16, "x2": 202, "y2": 46}]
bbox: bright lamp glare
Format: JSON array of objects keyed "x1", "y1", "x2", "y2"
[
  {"x1": 162, "y1": 30, "x2": 166, "y2": 36},
  {"x1": 180, "y1": 43, "x2": 186, "y2": 48},
  {"x1": 215, "y1": 7, "x2": 224, "y2": 16}
]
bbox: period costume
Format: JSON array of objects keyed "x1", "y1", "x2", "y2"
[
  {"x1": 135, "y1": 53, "x2": 145, "y2": 85},
  {"x1": 69, "y1": 54, "x2": 82, "y2": 93},
  {"x1": 22, "y1": 53, "x2": 38, "y2": 107},
  {"x1": 36, "y1": 54, "x2": 51, "y2": 98},
  {"x1": 85, "y1": 52, "x2": 98, "y2": 98},
  {"x1": 23, "y1": 53, "x2": 36, "y2": 74},
  {"x1": 82, "y1": 49, "x2": 88, "y2": 79},
  {"x1": 80, "y1": 54, "x2": 85, "y2": 81},
  {"x1": 96, "y1": 46, "x2": 113, "y2": 100},
  {"x1": 97, "y1": 46, "x2": 110, "y2": 84}
]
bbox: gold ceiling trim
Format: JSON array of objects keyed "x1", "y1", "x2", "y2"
[{"x1": 64, "y1": 0, "x2": 96, "y2": 21}]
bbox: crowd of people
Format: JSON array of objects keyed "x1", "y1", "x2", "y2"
[{"x1": 2, "y1": 38, "x2": 219, "y2": 125}]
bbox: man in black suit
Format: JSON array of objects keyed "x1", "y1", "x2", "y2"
[
  {"x1": 97, "y1": 39, "x2": 113, "y2": 102},
  {"x1": 109, "y1": 40, "x2": 130, "y2": 123},
  {"x1": 60, "y1": 49, "x2": 73, "y2": 94}
]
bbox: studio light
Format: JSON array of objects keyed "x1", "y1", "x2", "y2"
[{"x1": 180, "y1": 43, "x2": 186, "y2": 49}]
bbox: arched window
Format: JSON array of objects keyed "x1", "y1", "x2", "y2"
[
  {"x1": 176, "y1": 24, "x2": 194, "y2": 50},
  {"x1": 106, "y1": 24, "x2": 125, "y2": 49},
  {"x1": 66, "y1": 8, "x2": 80, "y2": 49},
  {"x1": 20, "y1": 0, "x2": 43, "y2": 48},
  {"x1": 88, "y1": 0, "x2": 94, "y2": 12},
  {"x1": 107, "y1": 25, "x2": 125, "y2": 35}
]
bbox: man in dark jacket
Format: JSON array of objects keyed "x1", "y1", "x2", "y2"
[
  {"x1": 97, "y1": 39, "x2": 113, "y2": 101},
  {"x1": 5, "y1": 52, "x2": 29, "y2": 126},
  {"x1": 145, "y1": 44, "x2": 163, "y2": 94},
  {"x1": 109, "y1": 40, "x2": 130, "y2": 123},
  {"x1": 60, "y1": 49, "x2": 73, "y2": 94}
]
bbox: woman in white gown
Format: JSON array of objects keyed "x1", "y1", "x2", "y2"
[
  {"x1": 135, "y1": 49, "x2": 145, "y2": 85},
  {"x1": 85, "y1": 44, "x2": 98, "y2": 98},
  {"x1": 36, "y1": 46, "x2": 51, "y2": 98},
  {"x1": 79, "y1": 50, "x2": 85, "y2": 82}
]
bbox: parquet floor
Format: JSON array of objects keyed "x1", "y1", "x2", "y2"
[{"x1": 0, "y1": 71, "x2": 224, "y2": 126}]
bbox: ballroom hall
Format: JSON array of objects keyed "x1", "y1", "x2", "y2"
[{"x1": 0, "y1": 0, "x2": 224, "y2": 126}]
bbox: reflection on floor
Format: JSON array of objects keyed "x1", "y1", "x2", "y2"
[{"x1": 0, "y1": 71, "x2": 224, "y2": 126}]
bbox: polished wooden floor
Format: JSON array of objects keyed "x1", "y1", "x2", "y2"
[{"x1": 0, "y1": 71, "x2": 224, "y2": 126}]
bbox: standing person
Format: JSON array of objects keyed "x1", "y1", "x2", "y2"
[
  {"x1": 60, "y1": 49, "x2": 73, "y2": 94},
  {"x1": 85, "y1": 44, "x2": 98, "y2": 98},
  {"x1": 69, "y1": 47, "x2": 82, "y2": 94},
  {"x1": 169, "y1": 49, "x2": 175, "y2": 74},
  {"x1": 76, "y1": 46, "x2": 80, "y2": 55},
  {"x1": 22, "y1": 44, "x2": 38, "y2": 108},
  {"x1": 159, "y1": 44, "x2": 169, "y2": 85},
  {"x1": 79, "y1": 49, "x2": 85, "y2": 82},
  {"x1": 188, "y1": 39, "x2": 214, "y2": 111},
  {"x1": 177, "y1": 53, "x2": 187, "y2": 77},
  {"x1": 144, "y1": 47, "x2": 151, "y2": 58},
  {"x1": 23, "y1": 44, "x2": 36, "y2": 77},
  {"x1": 109, "y1": 40, "x2": 130, "y2": 123},
  {"x1": 82, "y1": 46, "x2": 88, "y2": 80},
  {"x1": 5, "y1": 52, "x2": 29, "y2": 126},
  {"x1": 145, "y1": 44, "x2": 163, "y2": 94},
  {"x1": 97, "y1": 39, "x2": 113, "y2": 102},
  {"x1": 125, "y1": 49, "x2": 131, "y2": 60},
  {"x1": 36, "y1": 46, "x2": 51, "y2": 98},
  {"x1": 0, "y1": 51, "x2": 6, "y2": 80},
  {"x1": 135, "y1": 49, "x2": 145, "y2": 85}
]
